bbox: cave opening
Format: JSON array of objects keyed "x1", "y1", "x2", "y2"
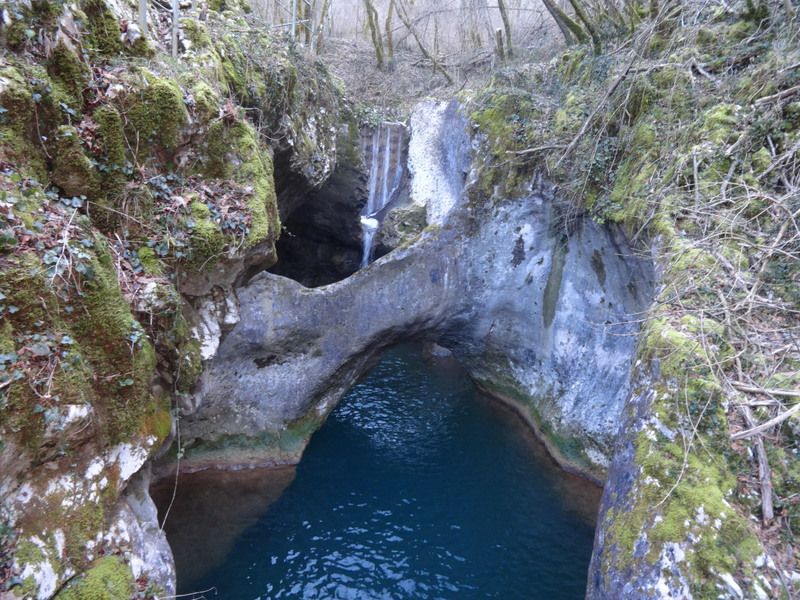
[{"x1": 268, "y1": 123, "x2": 410, "y2": 288}]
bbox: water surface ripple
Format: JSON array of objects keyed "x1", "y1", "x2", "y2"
[{"x1": 166, "y1": 345, "x2": 600, "y2": 599}]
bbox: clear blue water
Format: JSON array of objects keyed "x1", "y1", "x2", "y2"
[{"x1": 159, "y1": 345, "x2": 600, "y2": 599}]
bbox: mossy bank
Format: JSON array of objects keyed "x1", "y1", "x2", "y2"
[{"x1": 0, "y1": 0, "x2": 350, "y2": 596}]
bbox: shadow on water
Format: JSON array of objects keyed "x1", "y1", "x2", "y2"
[
  {"x1": 153, "y1": 344, "x2": 601, "y2": 599},
  {"x1": 151, "y1": 467, "x2": 296, "y2": 590}
]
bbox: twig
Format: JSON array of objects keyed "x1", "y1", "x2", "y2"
[
  {"x1": 741, "y1": 405, "x2": 774, "y2": 523},
  {"x1": 555, "y1": 51, "x2": 638, "y2": 169},
  {"x1": 732, "y1": 382, "x2": 800, "y2": 398},
  {"x1": 731, "y1": 402, "x2": 800, "y2": 440},
  {"x1": 779, "y1": 61, "x2": 800, "y2": 73},
  {"x1": 50, "y1": 209, "x2": 78, "y2": 286},
  {"x1": 754, "y1": 84, "x2": 800, "y2": 106},
  {"x1": 505, "y1": 144, "x2": 566, "y2": 156}
]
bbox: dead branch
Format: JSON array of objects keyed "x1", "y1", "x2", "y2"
[
  {"x1": 731, "y1": 402, "x2": 800, "y2": 440},
  {"x1": 741, "y1": 405, "x2": 775, "y2": 523}
]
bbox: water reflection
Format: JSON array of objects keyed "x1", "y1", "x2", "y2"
[{"x1": 151, "y1": 467, "x2": 295, "y2": 590}]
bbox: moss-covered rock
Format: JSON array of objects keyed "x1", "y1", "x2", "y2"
[
  {"x1": 80, "y1": 0, "x2": 123, "y2": 55},
  {"x1": 55, "y1": 556, "x2": 135, "y2": 600},
  {"x1": 126, "y1": 75, "x2": 188, "y2": 154},
  {"x1": 46, "y1": 43, "x2": 90, "y2": 109},
  {"x1": 188, "y1": 199, "x2": 227, "y2": 269},
  {"x1": 0, "y1": 64, "x2": 47, "y2": 179},
  {"x1": 51, "y1": 125, "x2": 100, "y2": 198},
  {"x1": 202, "y1": 117, "x2": 279, "y2": 251}
]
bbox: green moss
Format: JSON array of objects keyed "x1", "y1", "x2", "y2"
[
  {"x1": 46, "y1": 43, "x2": 89, "y2": 109},
  {"x1": 70, "y1": 237, "x2": 159, "y2": 442},
  {"x1": 750, "y1": 146, "x2": 771, "y2": 172},
  {"x1": 94, "y1": 105, "x2": 126, "y2": 166},
  {"x1": 606, "y1": 158, "x2": 656, "y2": 231},
  {"x1": 51, "y1": 125, "x2": 100, "y2": 198},
  {"x1": 89, "y1": 105, "x2": 128, "y2": 228},
  {"x1": 605, "y1": 345, "x2": 762, "y2": 596},
  {"x1": 55, "y1": 556, "x2": 134, "y2": 600},
  {"x1": 15, "y1": 540, "x2": 48, "y2": 596},
  {"x1": 188, "y1": 199, "x2": 226, "y2": 269},
  {"x1": 0, "y1": 65, "x2": 47, "y2": 179},
  {"x1": 81, "y1": 0, "x2": 123, "y2": 55},
  {"x1": 181, "y1": 18, "x2": 213, "y2": 48},
  {"x1": 700, "y1": 104, "x2": 740, "y2": 145},
  {"x1": 127, "y1": 76, "x2": 188, "y2": 153},
  {"x1": 143, "y1": 394, "x2": 173, "y2": 440},
  {"x1": 137, "y1": 246, "x2": 163, "y2": 276},
  {"x1": 469, "y1": 89, "x2": 546, "y2": 198},
  {"x1": 202, "y1": 118, "x2": 279, "y2": 249},
  {"x1": 191, "y1": 81, "x2": 220, "y2": 125}
]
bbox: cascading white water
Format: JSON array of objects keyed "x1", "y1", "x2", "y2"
[
  {"x1": 359, "y1": 123, "x2": 406, "y2": 268},
  {"x1": 359, "y1": 217, "x2": 379, "y2": 268}
]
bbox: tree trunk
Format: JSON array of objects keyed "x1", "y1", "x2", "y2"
[
  {"x1": 304, "y1": 0, "x2": 312, "y2": 45},
  {"x1": 565, "y1": 0, "x2": 602, "y2": 53},
  {"x1": 494, "y1": 27, "x2": 505, "y2": 59},
  {"x1": 363, "y1": 0, "x2": 385, "y2": 69},
  {"x1": 497, "y1": 0, "x2": 512, "y2": 57},
  {"x1": 541, "y1": 0, "x2": 586, "y2": 45},
  {"x1": 315, "y1": 0, "x2": 332, "y2": 53},
  {"x1": 385, "y1": 0, "x2": 395, "y2": 63}
]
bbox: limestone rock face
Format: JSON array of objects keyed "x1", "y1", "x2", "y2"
[{"x1": 453, "y1": 196, "x2": 653, "y2": 478}]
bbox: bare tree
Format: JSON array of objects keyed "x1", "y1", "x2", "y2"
[
  {"x1": 396, "y1": 0, "x2": 454, "y2": 83},
  {"x1": 385, "y1": 0, "x2": 396, "y2": 64},
  {"x1": 363, "y1": 0, "x2": 385, "y2": 68},
  {"x1": 497, "y1": 0, "x2": 512, "y2": 57}
]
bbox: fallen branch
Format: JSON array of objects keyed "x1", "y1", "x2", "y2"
[
  {"x1": 754, "y1": 83, "x2": 800, "y2": 106},
  {"x1": 506, "y1": 144, "x2": 566, "y2": 155},
  {"x1": 741, "y1": 405, "x2": 774, "y2": 523},
  {"x1": 732, "y1": 382, "x2": 800, "y2": 398},
  {"x1": 731, "y1": 402, "x2": 800, "y2": 440}
]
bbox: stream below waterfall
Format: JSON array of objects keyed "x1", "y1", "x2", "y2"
[{"x1": 153, "y1": 345, "x2": 600, "y2": 599}]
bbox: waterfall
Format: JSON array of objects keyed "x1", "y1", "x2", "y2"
[
  {"x1": 359, "y1": 217, "x2": 379, "y2": 268},
  {"x1": 359, "y1": 122, "x2": 406, "y2": 268}
]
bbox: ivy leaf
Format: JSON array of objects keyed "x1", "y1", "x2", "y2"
[{"x1": 30, "y1": 342, "x2": 51, "y2": 357}]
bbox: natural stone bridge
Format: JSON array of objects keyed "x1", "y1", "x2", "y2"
[{"x1": 180, "y1": 107, "x2": 654, "y2": 481}]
